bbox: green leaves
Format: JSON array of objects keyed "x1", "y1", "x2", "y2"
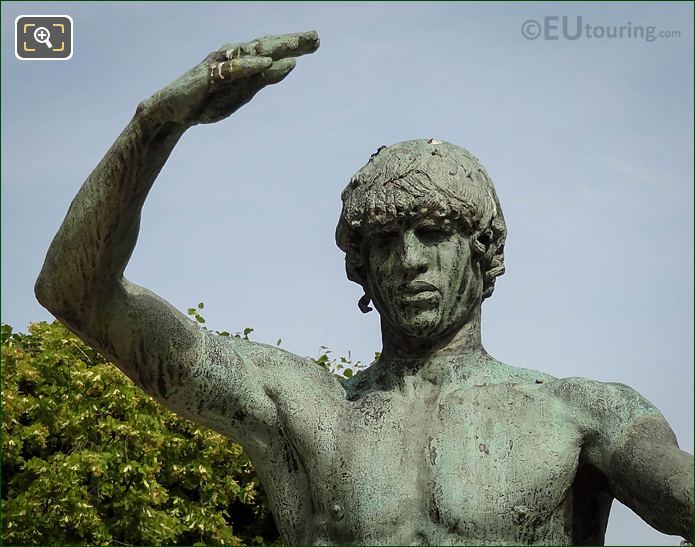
[
  {"x1": 187, "y1": 307, "x2": 206, "y2": 324},
  {"x1": 311, "y1": 347, "x2": 365, "y2": 382},
  {"x1": 2, "y1": 321, "x2": 276, "y2": 546},
  {"x1": 187, "y1": 302, "x2": 207, "y2": 324}
]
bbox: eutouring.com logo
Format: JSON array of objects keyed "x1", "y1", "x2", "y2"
[{"x1": 521, "y1": 16, "x2": 681, "y2": 43}]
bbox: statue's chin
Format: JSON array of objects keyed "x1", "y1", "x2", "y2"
[{"x1": 391, "y1": 309, "x2": 446, "y2": 340}]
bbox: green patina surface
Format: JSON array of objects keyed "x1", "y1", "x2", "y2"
[{"x1": 35, "y1": 31, "x2": 693, "y2": 545}]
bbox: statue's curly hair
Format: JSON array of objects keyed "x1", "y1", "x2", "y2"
[{"x1": 335, "y1": 140, "x2": 507, "y2": 312}]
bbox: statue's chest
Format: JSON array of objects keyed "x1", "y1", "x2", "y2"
[
  {"x1": 421, "y1": 386, "x2": 582, "y2": 538},
  {"x1": 311, "y1": 384, "x2": 582, "y2": 541}
]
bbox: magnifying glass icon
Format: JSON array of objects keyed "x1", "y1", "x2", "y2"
[{"x1": 33, "y1": 27, "x2": 53, "y2": 49}]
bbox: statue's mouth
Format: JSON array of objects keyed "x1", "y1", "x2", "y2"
[
  {"x1": 398, "y1": 280, "x2": 438, "y2": 294},
  {"x1": 399, "y1": 290, "x2": 439, "y2": 305},
  {"x1": 397, "y1": 281, "x2": 440, "y2": 306}
]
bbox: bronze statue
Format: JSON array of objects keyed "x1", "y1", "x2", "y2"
[{"x1": 36, "y1": 32, "x2": 693, "y2": 545}]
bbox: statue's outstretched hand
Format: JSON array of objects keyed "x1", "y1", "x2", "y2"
[{"x1": 139, "y1": 31, "x2": 319, "y2": 127}]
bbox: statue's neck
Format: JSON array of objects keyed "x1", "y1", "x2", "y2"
[{"x1": 377, "y1": 307, "x2": 485, "y2": 378}]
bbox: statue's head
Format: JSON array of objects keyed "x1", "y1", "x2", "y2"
[{"x1": 336, "y1": 139, "x2": 506, "y2": 340}]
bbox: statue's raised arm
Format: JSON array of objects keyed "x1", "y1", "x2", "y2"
[{"x1": 34, "y1": 31, "x2": 331, "y2": 447}]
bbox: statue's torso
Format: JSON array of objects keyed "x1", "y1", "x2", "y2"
[{"x1": 257, "y1": 361, "x2": 609, "y2": 545}]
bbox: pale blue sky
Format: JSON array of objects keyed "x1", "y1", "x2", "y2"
[{"x1": 2, "y1": 2, "x2": 693, "y2": 545}]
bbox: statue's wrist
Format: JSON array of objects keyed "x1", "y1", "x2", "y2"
[{"x1": 134, "y1": 96, "x2": 191, "y2": 135}]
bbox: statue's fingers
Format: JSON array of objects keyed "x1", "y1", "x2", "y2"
[
  {"x1": 259, "y1": 58, "x2": 297, "y2": 85},
  {"x1": 249, "y1": 31, "x2": 319, "y2": 60},
  {"x1": 213, "y1": 57, "x2": 273, "y2": 81},
  {"x1": 218, "y1": 42, "x2": 240, "y2": 52},
  {"x1": 208, "y1": 42, "x2": 240, "y2": 63}
]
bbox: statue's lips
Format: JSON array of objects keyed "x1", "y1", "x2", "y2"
[
  {"x1": 399, "y1": 290, "x2": 439, "y2": 304},
  {"x1": 397, "y1": 282, "x2": 440, "y2": 304}
]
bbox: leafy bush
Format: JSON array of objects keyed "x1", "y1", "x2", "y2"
[{"x1": 2, "y1": 318, "x2": 365, "y2": 546}]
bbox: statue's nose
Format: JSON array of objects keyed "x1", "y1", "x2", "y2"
[{"x1": 401, "y1": 230, "x2": 428, "y2": 273}]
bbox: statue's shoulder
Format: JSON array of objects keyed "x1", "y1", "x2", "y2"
[
  {"x1": 546, "y1": 376, "x2": 661, "y2": 429},
  {"x1": 494, "y1": 361, "x2": 556, "y2": 385},
  {"x1": 206, "y1": 331, "x2": 346, "y2": 397}
]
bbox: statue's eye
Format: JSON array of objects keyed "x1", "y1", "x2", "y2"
[
  {"x1": 416, "y1": 226, "x2": 448, "y2": 242},
  {"x1": 371, "y1": 230, "x2": 399, "y2": 246}
]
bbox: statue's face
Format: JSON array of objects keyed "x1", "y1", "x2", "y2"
[{"x1": 364, "y1": 216, "x2": 483, "y2": 340}]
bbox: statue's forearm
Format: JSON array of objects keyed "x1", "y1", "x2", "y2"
[
  {"x1": 35, "y1": 104, "x2": 187, "y2": 326},
  {"x1": 36, "y1": 31, "x2": 318, "y2": 329}
]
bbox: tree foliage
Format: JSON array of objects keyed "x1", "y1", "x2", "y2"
[{"x1": 2, "y1": 318, "x2": 365, "y2": 545}]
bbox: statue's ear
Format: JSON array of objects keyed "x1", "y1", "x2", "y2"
[
  {"x1": 358, "y1": 293, "x2": 373, "y2": 314},
  {"x1": 470, "y1": 230, "x2": 488, "y2": 260},
  {"x1": 477, "y1": 228, "x2": 493, "y2": 247}
]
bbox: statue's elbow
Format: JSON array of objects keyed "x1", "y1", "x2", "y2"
[
  {"x1": 34, "y1": 270, "x2": 53, "y2": 309},
  {"x1": 34, "y1": 269, "x2": 68, "y2": 318}
]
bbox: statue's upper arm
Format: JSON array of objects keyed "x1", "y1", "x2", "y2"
[
  {"x1": 94, "y1": 279, "x2": 340, "y2": 449},
  {"x1": 85, "y1": 280, "x2": 282, "y2": 446},
  {"x1": 555, "y1": 378, "x2": 693, "y2": 540},
  {"x1": 552, "y1": 378, "x2": 664, "y2": 464},
  {"x1": 171, "y1": 329, "x2": 343, "y2": 447},
  {"x1": 573, "y1": 380, "x2": 673, "y2": 470}
]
